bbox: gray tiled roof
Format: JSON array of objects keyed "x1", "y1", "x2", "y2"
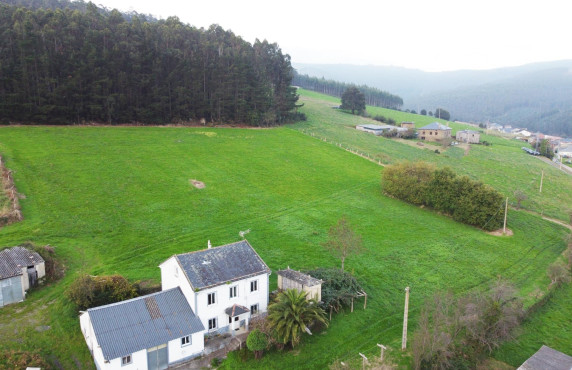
[
  {"x1": 174, "y1": 240, "x2": 270, "y2": 290},
  {"x1": 518, "y1": 345, "x2": 572, "y2": 370},
  {"x1": 419, "y1": 122, "x2": 451, "y2": 130},
  {"x1": 88, "y1": 287, "x2": 205, "y2": 361},
  {"x1": 0, "y1": 247, "x2": 44, "y2": 280},
  {"x1": 276, "y1": 268, "x2": 322, "y2": 287},
  {"x1": 225, "y1": 304, "x2": 250, "y2": 317}
]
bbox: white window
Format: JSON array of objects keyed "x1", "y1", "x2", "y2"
[
  {"x1": 121, "y1": 354, "x2": 132, "y2": 366},
  {"x1": 207, "y1": 292, "x2": 216, "y2": 305},
  {"x1": 250, "y1": 280, "x2": 258, "y2": 292},
  {"x1": 229, "y1": 285, "x2": 238, "y2": 299},
  {"x1": 250, "y1": 304, "x2": 259, "y2": 315},
  {"x1": 208, "y1": 318, "x2": 217, "y2": 330},
  {"x1": 181, "y1": 335, "x2": 191, "y2": 346}
]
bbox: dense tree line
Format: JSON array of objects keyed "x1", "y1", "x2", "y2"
[
  {"x1": 0, "y1": 2, "x2": 300, "y2": 125},
  {"x1": 382, "y1": 162, "x2": 505, "y2": 231},
  {"x1": 292, "y1": 72, "x2": 403, "y2": 110}
]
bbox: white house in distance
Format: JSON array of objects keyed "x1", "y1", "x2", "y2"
[
  {"x1": 0, "y1": 246, "x2": 45, "y2": 307},
  {"x1": 160, "y1": 240, "x2": 271, "y2": 336},
  {"x1": 79, "y1": 287, "x2": 206, "y2": 370}
]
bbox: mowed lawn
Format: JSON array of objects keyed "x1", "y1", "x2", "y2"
[{"x1": 0, "y1": 126, "x2": 568, "y2": 369}]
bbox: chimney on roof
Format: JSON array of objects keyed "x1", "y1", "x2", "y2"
[{"x1": 208, "y1": 240, "x2": 212, "y2": 249}]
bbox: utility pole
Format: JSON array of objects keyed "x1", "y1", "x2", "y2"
[
  {"x1": 540, "y1": 170, "x2": 544, "y2": 193},
  {"x1": 402, "y1": 287, "x2": 410, "y2": 350},
  {"x1": 503, "y1": 197, "x2": 508, "y2": 235}
]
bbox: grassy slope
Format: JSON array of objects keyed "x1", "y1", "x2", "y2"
[
  {"x1": 0, "y1": 103, "x2": 567, "y2": 368},
  {"x1": 294, "y1": 89, "x2": 572, "y2": 221},
  {"x1": 494, "y1": 282, "x2": 572, "y2": 367}
]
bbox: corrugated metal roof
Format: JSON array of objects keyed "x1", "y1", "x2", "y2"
[
  {"x1": 276, "y1": 268, "x2": 322, "y2": 287},
  {"x1": 174, "y1": 240, "x2": 270, "y2": 290},
  {"x1": 88, "y1": 287, "x2": 205, "y2": 361},
  {"x1": 419, "y1": 122, "x2": 452, "y2": 130},
  {"x1": 0, "y1": 246, "x2": 44, "y2": 280},
  {"x1": 518, "y1": 345, "x2": 572, "y2": 370}
]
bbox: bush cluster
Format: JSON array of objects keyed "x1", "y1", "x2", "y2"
[
  {"x1": 67, "y1": 274, "x2": 138, "y2": 310},
  {"x1": 382, "y1": 162, "x2": 504, "y2": 231},
  {"x1": 373, "y1": 115, "x2": 396, "y2": 125},
  {"x1": 305, "y1": 268, "x2": 363, "y2": 312}
]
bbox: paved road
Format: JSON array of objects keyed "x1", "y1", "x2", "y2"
[{"x1": 535, "y1": 156, "x2": 572, "y2": 175}]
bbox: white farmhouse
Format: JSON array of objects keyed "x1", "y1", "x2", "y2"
[
  {"x1": 160, "y1": 240, "x2": 271, "y2": 336},
  {"x1": 0, "y1": 246, "x2": 45, "y2": 307},
  {"x1": 79, "y1": 287, "x2": 205, "y2": 370}
]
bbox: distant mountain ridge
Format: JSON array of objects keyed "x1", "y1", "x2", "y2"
[{"x1": 293, "y1": 61, "x2": 572, "y2": 136}]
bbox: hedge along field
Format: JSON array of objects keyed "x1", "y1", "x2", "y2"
[
  {"x1": 0, "y1": 126, "x2": 568, "y2": 369},
  {"x1": 293, "y1": 89, "x2": 572, "y2": 222}
]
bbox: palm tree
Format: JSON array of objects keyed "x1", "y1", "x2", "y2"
[{"x1": 267, "y1": 289, "x2": 328, "y2": 347}]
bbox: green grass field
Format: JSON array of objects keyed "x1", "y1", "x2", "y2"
[
  {"x1": 0, "y1": 93, "x2": 569, "y2": 368},
  {"x1": 293, "y1": 89, "x2": 572, "y2": 222}
]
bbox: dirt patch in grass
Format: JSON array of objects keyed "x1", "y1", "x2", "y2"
[
  {"x1": 394, "y1": 138, "x2": 446, "y2": 152},
  {"x1": 487, "y1": 228, "x2": 514, "y2": 236},
  {"x1": 190, "y1": 179, "x2": 205, "y2": 189}
]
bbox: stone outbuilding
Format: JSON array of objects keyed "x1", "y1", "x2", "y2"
[
  {"x1": 418, "y1": 122, "x2": 452, "y2": 142},
  {"x1": 276, "y1": 267, "x2": 322, "y2": 302},
  {"x1": 456, "y1": 130, "x2": 480, "y2": 143},
  {"x1": 0, "y1": 246, "x2": 45, "y2": 307},
  {"x1": 401, "y1": 121, "x2": 415, "y2": 129}
]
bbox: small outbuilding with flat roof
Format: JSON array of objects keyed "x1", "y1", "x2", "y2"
[{"x1": 276, "y1": 267, "x2": 322, "y2": 302}]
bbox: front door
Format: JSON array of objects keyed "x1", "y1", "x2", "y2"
[{"x1": 147, "y1": 344, "x2": 168, "y2": 370}]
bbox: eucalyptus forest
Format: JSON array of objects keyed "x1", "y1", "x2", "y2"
[{"x1": 0, "y1": 2, "x2": 300, "y2": 125}]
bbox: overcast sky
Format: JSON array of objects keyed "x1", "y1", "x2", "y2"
[{"x1": 95, "y1": 0, "x2": 571, "y2": 72}]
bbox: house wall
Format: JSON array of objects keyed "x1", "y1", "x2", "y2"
[
  {"x1": 456, "y1": 131, "x2": 480, "y2": 143},
  {"x1": 195, "y1": 273, "x2": 269, "y2": 334},
  {"x1": 0, "y1": 275, "x2": 25, "y2": 307},
  {"x1": 99, "y1": 348, "x2": 147, "y2": 370},
  {"x1": 167, "y1": 332, "x2": 204, "y2": 365},
  {"x1": 420, "y1": 129, "x2": 451, "y2": 141},
  {"x1": 160, "y1": 257, "x2": 198, "y2": 314},
  {"x1": 401, "y1": 122, "x2": 415, "y2": 128}
]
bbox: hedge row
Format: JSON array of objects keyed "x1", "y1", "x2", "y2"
[{"x1": 382, "y1": 162, "x2": 504, "y2": 231}]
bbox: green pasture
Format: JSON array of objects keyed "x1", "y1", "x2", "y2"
[
  {"x1": 293, "y1": 89, "x2": 572, "y2": 222},
  {"x1": 0, "y1": 124, "x2": 568, "y2": 368}
]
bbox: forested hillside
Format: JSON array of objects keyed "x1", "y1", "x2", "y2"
[
  {"x1": 0, "y1": 2, "x2": 299, "y2": 125},
  {"x1": 292, "y1": 72, "x2": 403, "y2": 110}
]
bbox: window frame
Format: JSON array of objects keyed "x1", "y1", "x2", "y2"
[
  {"x1": 207, "y1": 292, "x2": 216, "y2": 306},
  {"x1": 181, "y1": 335, "x2": 191, "y2": 347},
  {"x1": 208, "y1": 317, "x2": 218, "y2": 331},
  {"x1": 229, "y1": 285, "x2": 238, "y2": 299},
  {"x1": 250, "y1": 303, "x2": 259, "y2": 315},
  {"x1": 121, "y1": 354, "x2": 132, "y2": 366},
  {"x1": 250, "y1": 280, "x2": 258, "y2": 293}
]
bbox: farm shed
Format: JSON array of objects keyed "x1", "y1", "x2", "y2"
[
  {"x1": 418, "y1": 122, "x2": 452, "y2": 142},
  {"x1": 276, "y1": 267, "x2": 322, "y2": 302},
  {"x1": 0, "y1": 246, "x2": 45, "y2": 307},
  {"x1": 517, "y1": 345, "x2": 572, "y2": 370},
  {"x1": 401, "y1": 121, "x2": 415, "y2": 129},
  {"x1": 356, "y1": 124, "x2": 394, "y2": 136},
  {"x1": 456, "y1": 130, "x2": 480, "y2": 143}
]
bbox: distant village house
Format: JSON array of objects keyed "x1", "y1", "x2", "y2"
[
  {"x1": 418, "y1": 122, "x2": 452, "y2": 142},
  {"x1": 456, "y1": 130, "x2": 480, "y2": 144},
  {"x1": 400, "y1": 121, "x2": 415, "y2": 129}
]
